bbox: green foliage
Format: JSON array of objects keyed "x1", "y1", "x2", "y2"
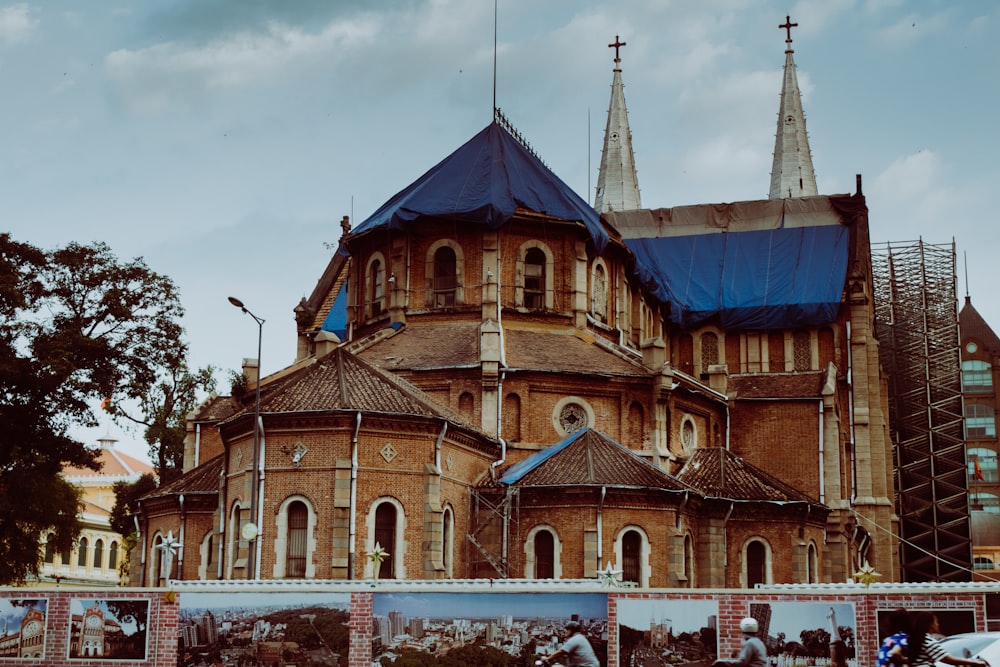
[
  {"x1": 229, "y1": 368, "x2": 249, "y2": 400},
  {"x1": 115, "y1": 362, "x2": 216, "y2": 484},
  {"x1": 110, "y1": 473, "x2": 159, "y2": 537},
  {"x1": 0, "y1": 234, "x2": 189, "y2": 585}
]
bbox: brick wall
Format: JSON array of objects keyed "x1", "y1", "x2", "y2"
[{"x1": 4, "y1": 585, "x2": 990, "y2": 666}]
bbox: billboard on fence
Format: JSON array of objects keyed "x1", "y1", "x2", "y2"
[
  {"x1": 68, "y1": 598, "x2": 149, "y2": 661},
  {"x1": 617, "y1": 597, "x2": 720, "y2": 667},
  {"x1": 751, "y1": 601, "x2": 857, "y2": 667},
  {"x1": 373, "y1": 592, "x2": 608, "y2": 666},
  {"x1": 0, "y1": 598, "x2": 47, "y2": 661},
  {"x1": 177, "y1": 591, "x2": 350, "y2": 666}
]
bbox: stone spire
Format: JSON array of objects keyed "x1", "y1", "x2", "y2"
[
  {"x1": 769, "y1": 16, "x2": 818, "y2": 199},
  {"x1": 594, "y1": 35, "x2": 641, "y2": 213}
]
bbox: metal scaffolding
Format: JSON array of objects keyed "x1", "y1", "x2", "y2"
[{"x1": 873, "y1": 239, "x2": 972, "y2": 581}]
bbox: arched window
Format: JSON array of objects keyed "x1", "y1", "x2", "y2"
[
  {"x1": 60, "y1": 544, "x2": 70, "y2": 566},
  {"x1": 442, "y1": 506, "x2": 454, "y2": 578},
  {"x1": 367, "y1": 256, "x2": 386, "y2": 318},
  {"x1": 374, "y1": 502, "x2": 397, "y2": 579},
  {"x1": 77, "y1": 537, "x2": 88, "y2": 567},
  {"x1": 109, "y1": 541, "x2": 119, "y2": 571},
  {"x1": 806, "y1": 542, "x2": 819, "y2": 583},
  {"x1": 534, "y1": 530, "x2": 555, "y2": 579},
  {"x1": 974, "y1": 556, "x2": 995, "y2": 570},
  {"x1": 592, "y1": 261, "x2": 608, "y2": 323},
  {"x1": 969, "y1": 447, "x2": 998, "y2": 483},
  {"x1": 286, "y1": 501, "x2": 309, "y2": 578},
  {"x1": 524, "y1": 525, "x2": 561, "y2": 579},
  {"x1": 459, "y1": 392, "x2": 475, "y2": 421},
  {"x1": 503, "y1": 393, "x2": 522, "y2": 441},
  {"x1": 678, "y1": 333, "x2": 694, "y2": 375},
  {"x1": 622, "y1": 530, "x2": 642, "y2": 584},
  {"x1": 793, "y1": 330, "x2": 811, "y2": 371},
  {"x1": 682, "y1": 533, "x2": 694, "y2": 587},
  {"x1": 700, "y1": 332, "x2": 719, "y2": 374},
  {"x1": 523, "y1": 248, "x2": 546, "y2": 309},
  {"x1": 967, "y1": 404, "x2": 997, "y2": 438},
  {"x1": 628, "y1": 401, "x2": 645, "y2": 447},
  {"x1": 150, "y1": 534, "x2": 163, "y2": 585},
  {"x1": 963, "y1": 359, "x2": 993, "y2": 392},
  {"x1": 615, "y1": 526, "x2": 649, "y2": 586},
  {"x1": 93, "y1": 539, "x2": 104, "y2": 571},
  {"x1": 43, "y1": 534, "x2": 55, "y2": 563},
  {"x1": 433, "y1": 246, "x2": 458, "y2": 307},
  {"x1": 745, "y1": 539, "x2": 770, "y2": 588}
]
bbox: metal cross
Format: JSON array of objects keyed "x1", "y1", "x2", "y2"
[
  {"x1": 609, "y1": 35, "x2": 626, "y2": 64},
  {"x1": 779, "y1": 15, "x2": 798, "y2": 44}
]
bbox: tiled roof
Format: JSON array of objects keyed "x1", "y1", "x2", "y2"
[
  {"x1": 357, "y1": 322, "x2": 480, "y2": 371},
  {"x1": 193, "y1": 394, "x2": 241, "y2": 422},
  {"x1": 960, "y1": 297, "x2": 1000, "y2": 352},
  {"x1": 499, "y1": 428, "x2": 688, "y2": 490},
  {"x1": 728, "y1": 372, "x2": 824, "y2": 399},
  {"x1": 676, "y1": 447, "x2": 819, "y2": 504},
  {"x1": 63, "y1": 443, "x2": 154, "y2": 479},
  {"x1": 225, "y1": 347, "x2": 480, "y2": 432},
  {"x1": 503, "y1": 326, "x2": 647, "y2": 377},
  {"x1": 142, "y1": 454, "x2": 223, "y2": 500}
]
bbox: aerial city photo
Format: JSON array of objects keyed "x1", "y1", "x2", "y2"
[
  {"x1": 372, "y1": 592, "x2": 607, "y2": 666},
  {"x1": 177, "y1": 591, "x2": 349, "y2": 666}
]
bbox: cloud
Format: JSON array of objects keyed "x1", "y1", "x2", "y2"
[
  {"x1": 104, "y1": 16, "x2": 380, "y2": 113},
  {"x1": 0, "y1": 3, "x2": 38, "y2": 45}
]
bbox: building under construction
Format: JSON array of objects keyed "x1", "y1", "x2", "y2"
[{"x1": 873, "y1": 239, "x2": 973, "y2": 581}]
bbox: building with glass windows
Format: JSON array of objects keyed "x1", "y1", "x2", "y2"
[{"x1": 959, "y1": 296, "x2": 1000, "y2": 577}]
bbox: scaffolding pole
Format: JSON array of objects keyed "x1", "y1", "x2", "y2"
[{"x1": 873, "y1": 239, "x2": 972, "y2": 581}]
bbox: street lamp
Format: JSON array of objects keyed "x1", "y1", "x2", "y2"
[{"x1": 228, "y1": 296, "x2": 264, "y2": 580}]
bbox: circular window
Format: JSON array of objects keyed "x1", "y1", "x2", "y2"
[
  {"x1": 680, "y1": 416, "x2": 697, "y2": 454},
  {"x1": 967, "y1": 342, "x2": 979, "y2": 354},
  {"x1": 560, "y1": 403, "x2": 588, "y2": 432},
  {"x1": 552, "y1": 397, "x2": 595, "y2": 436}
]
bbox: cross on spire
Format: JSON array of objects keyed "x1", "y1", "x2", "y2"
[
  {"x1": 609, "y1": 35, "x2": 626, "y2": 65},
  {"x1": 779, "y1": 15, "x2": 798, "y2": 45}
]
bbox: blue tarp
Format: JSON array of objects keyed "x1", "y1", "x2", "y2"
[
  {"x1": 626, "y1": 224, "x2": 850, "y2": 329},
  {"x1": 498, "y1": 429, "x2": 587, "y2": 485},
  {"x1": 320, "y1": 282, "x2": 349, "y2": 338},
  {"x1": 350, "y1": 122, "x2": 609, "y2": 253}
]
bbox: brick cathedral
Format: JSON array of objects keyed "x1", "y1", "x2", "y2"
[{"x1": 136, "y1": 23, "x2": 898, "y2": 588}]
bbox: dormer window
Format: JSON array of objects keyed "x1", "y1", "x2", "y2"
[
  {"x1": 524, "y1": 248, "x2": 546, "y2": 309},
  {"x1": 366, "y1": 255, "x2": 386, "y2": 319},
  {"x1": 433, "y1": 246, "x2": 457, "y2": 307},
  {"x1": 591, "y1": 261, "x2": 608, "y2": 323}
]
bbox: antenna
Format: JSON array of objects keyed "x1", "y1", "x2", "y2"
[
  {"x1": 964, "y1": 250, "x2": 969, "y2": 298},
  {"x1": 492, "y1": 0, "x2": 498, "y2": 117}
]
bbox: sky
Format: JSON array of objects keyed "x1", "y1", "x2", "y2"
[{"x1": 3, "y1": 0, "x2": 998, "y2": 461}]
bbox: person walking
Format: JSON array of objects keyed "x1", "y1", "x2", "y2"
[
  {"x1": 713, "y1": 617, "x2": 767, "y2": 667},
  {"x1": 907, "y1": 611, "x2": 988, "y2": 667},
  {"x1": 878, "y1": 607, "x2": 911, "y2": 667}
]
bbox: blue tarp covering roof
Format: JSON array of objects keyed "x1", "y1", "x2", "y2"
[
  {"x1": 350, "y1": 122, "x2": 610, "y2": 253},
  {"x1": 321, "y1": 282, "x2": 349, "y2": 338},
  {"x1": 498, "y1": 429, "x2": 587, "y2": 485},
  {"x1": 626, "y1": 223, "x2": 851, "y2": 330}
]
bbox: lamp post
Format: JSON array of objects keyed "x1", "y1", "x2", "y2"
[{"x1": 228, "y1": 296, "x2": 264, "y2": 580}]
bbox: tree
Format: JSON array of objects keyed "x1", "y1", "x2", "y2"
[
  {"x1": 113, "y1": 360, "x2": 216, "y2": 484},
  {"x1": 110, "y1": 473, "x2": 159, "y2": 537},
  {"x1": 0, "y1": 235, "x2": 187, "y2": 585}
]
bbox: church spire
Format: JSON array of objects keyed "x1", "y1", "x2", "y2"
[
  {"x1": 594, "y1": 35, "x2": 641, "y2": 213},
  {"x1": 769, "y1": 16, "x2": 818, "y2": 199}
]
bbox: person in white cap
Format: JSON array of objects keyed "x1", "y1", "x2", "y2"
[{"x1": 712, "y1": 617, "x2": 767, "y2": 667}]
